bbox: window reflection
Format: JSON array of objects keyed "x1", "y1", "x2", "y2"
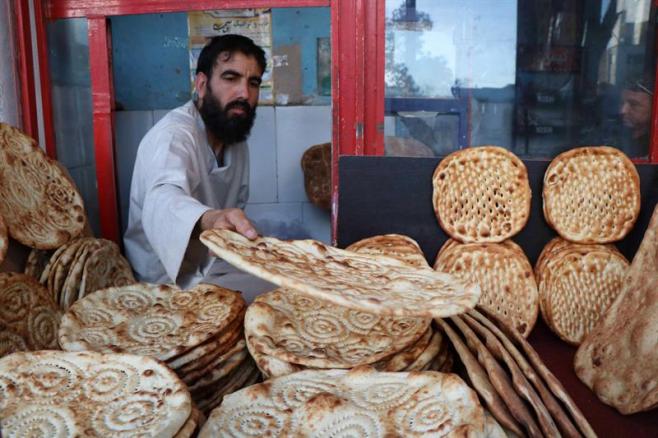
[{"x1": 384, "y1": 0, "x2": 655, "y2": 159}]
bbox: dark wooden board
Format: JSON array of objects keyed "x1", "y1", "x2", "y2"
[{"x1": 337, "y1": 155, "x2": 658, "y2": 436}]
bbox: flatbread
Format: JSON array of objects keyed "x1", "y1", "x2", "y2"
[
  {"x1": 539, "y1": 244, "x2": 628, "y2": 345},
  {"x1": 542, "y1": 146, "x2": 640, "y2": 243},
  {"x1": 200, "y1": 230, "x2": 480, "y2": 318},
  {"x1": 59, "y1": 283, "x2": 245, "y2": 362},
  {"x1": 0, "y1": 123, "x2": 86, "y2": 249},
  {"x1": 301, "y1": 142, "x2": 331, "y2": 210},
  {"x1": 432, "y1": 146, "x2": 531, "y2": 242},
  {"x1": 0, "y1": 350, "x2": 191, "y2": 437},
  {"x1": 473, "y1": 309, "x2": 596, "y2": 438},
  {"x1": 575, "y1": 204, "x2": 658, "y2": 414},
  {"x1": 435, "y1": 318, "x2": 524, "y2": 436},
  {"x1": 346, "y1": 234, "x2": 429, "y2": 268},
  {"x1": 245, "y1": 288, "x2": 430, "y2": 368},
  {"x1": 434, "y1": 240, "x2": 539, "y2": 337},
  {"x1": 24, "y1": 248, "x2": 52, "y2": 280},
  {"x1": 0, "y1": 273, "x2": 60, "y2": 353},
  {"x1": 199, "y1": 366, "x2": 486, "y2": 437},
  {"x1": 464, "y1": 312, "x2": 582, "y2": 437}
]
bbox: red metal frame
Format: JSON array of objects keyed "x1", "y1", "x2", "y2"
[
  {"x1": 15, "y1": 0, "x2": 38, "y2": 139},
  {"x1": 33, "y1": 0, "x2": 57, "y2": 158},
  {"x1": 88, "y1": 17, "x2": 120, "y2": 243}
]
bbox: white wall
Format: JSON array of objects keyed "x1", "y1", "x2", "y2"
[
  {"x1": 114, "y1": 105, "x2": 332, "y2": 243},
  {"x1": 0, "y1": 1, "x2": 21, "y2": 126}
]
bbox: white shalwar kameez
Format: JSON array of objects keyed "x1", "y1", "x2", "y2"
[{"x1": 123, "y1": 101, "x2": 274, "y2": 301}]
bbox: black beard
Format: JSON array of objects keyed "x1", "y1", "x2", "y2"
[{"x1": 198, "y1": 91, "x2": 256, "y2": 146}]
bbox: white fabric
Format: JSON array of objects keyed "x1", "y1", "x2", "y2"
[{"x1": 124, "y1": 101, "x2": 252, "y2": 290}]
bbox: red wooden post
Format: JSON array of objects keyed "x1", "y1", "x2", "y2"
[
  {"x1": 33, "y1": 0, "x2": 57, "y2": 158},
  {"x1": 15, "y1": 0, "x2": 38, "y2": 139}
]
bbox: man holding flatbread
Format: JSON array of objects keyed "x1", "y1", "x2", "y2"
[{"x1": 124, "y1": 34, "x2": 274, "y2": 299}]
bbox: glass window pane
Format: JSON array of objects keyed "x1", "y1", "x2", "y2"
[{"x1": 384, "y1": 0, "x2": 656, "y2": 159}]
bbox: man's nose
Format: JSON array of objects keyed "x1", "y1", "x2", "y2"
[
  {"x1": 620, "y1": 102, "x2": 630, "y2": 114},
  {"x1": 235, "y1": 80, "x2": 250, "y2": 99}
]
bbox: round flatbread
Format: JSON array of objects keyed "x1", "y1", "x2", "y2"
[
  {"x1": 542, "y1": 146, "x2": 640, "y2": 243},
  {"x1": 434, "y1": 240, "x2": 539, "y2": 337},
  {"x1": 0, "y1": 273, "x2": 60, "y2": 354},
  {"x1": 432, "y1": 146, "x2": 531, "y2": 242},
  {"x1": 200, "y1": 230, "x2": 480, "y2": 319},
  {"x1": 539, "y1": 244, "x2": 629, "y2": 345},
  {"x1": 59, "y1": 283, "x2": 245, "y2": 361},
  {"x1": 0, "y1": 350, "x2": 191, "y2": 437},
  {"x1": 199, "y1": 367, "x2": 486, "y2": 437},
  {"x1": 0, "y1": 123, "x2": 86, "y2": 249},
  {"x1": 346, "y1": 234, "x2": 429, "y2": 268},
  {"x1": 245, "y1": 288, "x2": 430, "y2": 369}
]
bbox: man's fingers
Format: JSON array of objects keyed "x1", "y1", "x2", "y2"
[{"x1": 227, "y1": 211, "x2": 258, "y2": 240}]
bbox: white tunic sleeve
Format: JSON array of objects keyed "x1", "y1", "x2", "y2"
[{"x1": 140, "y1": 130, "x2": 211, "y2": 282}]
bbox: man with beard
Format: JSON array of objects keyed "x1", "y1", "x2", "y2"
[
  {"x1": 619, "y1": 77, "x2": 653, "y2": 157},
  {"x1": 124, "y1": 34, "x2": 275, "y2": 297}
]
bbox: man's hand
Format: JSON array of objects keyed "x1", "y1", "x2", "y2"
[{"x1": 200, "y1": 208, "x2": 258, "y2": 240}]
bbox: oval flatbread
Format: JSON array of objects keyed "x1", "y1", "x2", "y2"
[
  {"x1": 200, "y1": 230, "x2": 480, "y2": 319},
  {"x1": 0, "y1": 123, "x2": 86, "y2": 249},
  {"x1": 346, "y1": 234, "x2": 429, "y2": 268},
  {"x1": 434, "y1": 240, "x2": 539, "y2": 337},
  {"x1": 59, "y1": 283, "x2": 245, "y2": 361},
  {"x1": 432, "y1": 146, "x2": 531, "y2": 243},
  {"x1": 0, "y1": 350, "x2": 191, "y2": 437},
  {"x1": 199, "y1": 367, "x2": 485, "y2": 437},
  {"x1": 542, "y1": 146, "x2": 640, "y2": 243},
  {"x1": 245, "y1": 288, "x2": 430, "y2": 369}
]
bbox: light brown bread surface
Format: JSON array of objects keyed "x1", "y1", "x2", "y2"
[
  {"x1": 0, "y1": 123, "x2": 86, "y2": 249},
  {"x1": 542, "y1": 146, "x2": 640, "y2": 243},
  {"x1": 432, "y1": 146, "x2": 531, "y2": 243},
  {"x1": 434, "y1": 240, "x2": 539, "y2": 337},
  {"x1": 245, "y1": 288, "x2": 430, "y2": 368},
  {"x1": 346, "y1": 233, "x2": 429, "y2": 268},
  {"x1": 201, "y1": 230, "x2": 480, "y2": 318},
  {"x1": 199, "y1": 366, "x2": 486, "y2": 437},
  {"x1": 0, "y1": 350, "x2": 191, "y2": 437},
  {"x1": 575, "y1": 204, "x2": 658, "y2": 414}
]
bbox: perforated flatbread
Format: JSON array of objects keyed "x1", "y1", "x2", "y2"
[
  {"x1": 201, "y1": 230, "x2": 480, "y2": 318},
  {"x1": 59, "y1": 283, "x2": 245, "y2": 361},
  {"x1": 539, "y1": 244, "x2": 629, "y2": 345},
  {"x1": 0, "y1": 350, "x2": 191, "y2": 437},
  {"x1": 543, "y1": 146, "x2": 640, "y2": 243},
  {"x1": 432, "y1": 146, "x2": 531, "y2": 243},
  {"x1": 199, "y1": 366, "x2": 486, "y2": 437},
  {"x1": 0, "y1": 273, "x2": 60, "y2": 354},
  {"x1": 24, "y1": 248, "x2": 51, "y2": 280},
  {"x1": 0, "y1": 123, "x2": 86, "y2": 249},
  {"x1": 346, "y1": 234, "x2": 429, "y2": 268},
  {"x1": 245, "y1": 288, "x2": 430, "y2": 368},
  {"x1": 434, "y1": 240, "x2": 539, "y2": 337},
  {"x1": 575, "y1": 204, "x2": 658, "y2": 414}
]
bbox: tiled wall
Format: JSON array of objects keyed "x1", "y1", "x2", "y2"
[{"x1": 115, "y1": 105, "x2": 332, "y2": 243}]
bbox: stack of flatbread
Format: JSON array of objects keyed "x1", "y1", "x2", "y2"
[
  {"x1": 245, "y1": 234, "x2": 454, "y2": 378},
  {"x1": 438, "y1": 309, "x2": 596, "y2": 437},
  {"x1": 0, "y1": 273, "x2": 60, "y2": 358},
  {"x1": 58, "y1": 283, "x2": 258, "y2": 414},
  {"x1": 575, "y1": 204, "x2": 658, "y2": 414},
  {"x1": 199, "y1": 366, "x2": 493, "y2": 437},
  {"x1": 432, "y1": 147, "x2": 539, "y2": 336},
  {"x1": 538, "y1": 147, "x2": 639, "y2": 344},
  {"x1": 24, "y1": 237, "x2": 135, "y2": 310},
  {"x1": 0, "y1": 123, "x2": 86, "y2": 249},
  {"x1": 0, "y1": 350, "x2": 195, "y2": 437}
]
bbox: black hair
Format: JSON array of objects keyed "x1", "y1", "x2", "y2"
[
  {"x1": 195, "y1": 34, "x2": 266, "y2": 79},
  {"x1": 624, "y1": 73, "x2": 654, "y2": 96}
]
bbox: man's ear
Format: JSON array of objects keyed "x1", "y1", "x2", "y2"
[{"x1": 194, "y1": 72, "x2": 208, "y2": 101}]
